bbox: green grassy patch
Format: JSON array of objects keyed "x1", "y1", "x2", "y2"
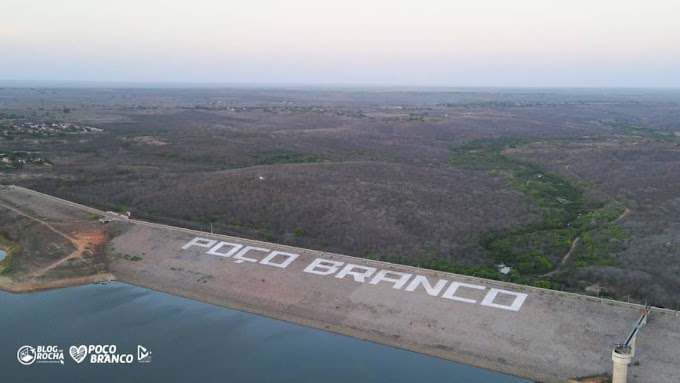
[
  {"x1": 602, "y1": 120, "x2": 674, "y2": 140},
  {"x1": 383, "y1": 252, "x2": 504, "y2": 280},
  {"x1": 449, "y1": 139, "x2": 627, "y2": 283},
  {"x1": 112, "y1": 253, "x2": 142, "y2": 262},
  {"x1": 0, "y1": 235, "x2": 23, "y2": 275},
  {"x1": 450, "y1": 139, "x2": 526, "y2": 170},
  {"x1": 251, "y1": 151, "x2": 322, "y2": 165},
  {"x1": 86, "y1": 214, "x2": 102, "y2": 221},
  {"x1": 572, "y1": 224, "x2": 627, "y2": 267}
]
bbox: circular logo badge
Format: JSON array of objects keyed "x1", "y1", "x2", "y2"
[{"x1": 17, "y1": 346, "x2": 36, "y2": 365}]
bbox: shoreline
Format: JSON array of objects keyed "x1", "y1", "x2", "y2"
[
  {"x1": 0, "y1": 273, "x2": 116, "y2": 294},
  {"x1": 2, "y1": 186, "x2": 679, "y2": 383},
  {"x1": 0, "y1": 270, "x2": 630, "y2": 383},
  {"x1": 0, "y1": 274, "x2": 534, "y2": 381},
  {"x1": 113, "y1": 275, "x2": 538, "y2": 382}
]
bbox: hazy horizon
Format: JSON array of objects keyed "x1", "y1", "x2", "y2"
[
  {"x1": 3, "y1": 0, "x2": 680, "y2": 87},
  {"x1": 3, "y1": 79, "x2": 680, "y2": 91}
]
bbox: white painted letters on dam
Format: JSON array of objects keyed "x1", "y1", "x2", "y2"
[
  {"x1": 303, "y1": 257, "x2": 527, "y2": 312},
  {"x1": 182, "y1": 237, "x2": 528, "y2": 312},
  {"x1": 182, "y1": 237, "x2": 299, "y2": 267}
]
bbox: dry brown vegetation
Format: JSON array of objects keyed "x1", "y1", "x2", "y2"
[
  {"x1": 1, "y1": 87, "x2": 679, "y2": 307},
  {"x1": 0, "y1": 190, "x2": 113, "y2": 290}
]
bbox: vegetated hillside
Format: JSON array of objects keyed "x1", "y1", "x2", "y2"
[
  {"x1": 0, "y1": 207, "x2": 76, "y2": 277},
  {"x1": 511, "y1": 140, "x2": 680, "y2": 307},
  {"x1": 53, "y1": 161, "x2": 535, "y2": 263},
  {"x1": 1, "y1": 87, "x2": 679, "y2": 308}
]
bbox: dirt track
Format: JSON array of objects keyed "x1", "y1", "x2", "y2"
[
  {"x1": 0, "y1": 188, "x2": 112, "y2": 292},
  {"x1": 1, "y1": 186, "x2": 679, "y2": 383}
]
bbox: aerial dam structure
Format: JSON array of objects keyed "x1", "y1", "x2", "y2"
[{"x1": 0, "y1": 185, "x2": 679, "y2": 383}]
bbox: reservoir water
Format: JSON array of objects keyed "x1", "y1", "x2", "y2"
[
  {"x1": 1, "y1": 282, "x2": 529, "y2": 383},
  {"x1": 0, "y1": 249, "x2": 6, "y2": 261}
]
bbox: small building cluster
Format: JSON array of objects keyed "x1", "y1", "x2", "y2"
[{"x1": 1, "y1": 121, "x2": 103, "y2": 138}]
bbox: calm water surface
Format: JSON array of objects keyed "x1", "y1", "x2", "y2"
[
  {"x1": 0, "y1": 249, "x2": 6, "y2": 261},
  {"x1": 1, "y1": 282, "x2": 529, "y2": 383}
]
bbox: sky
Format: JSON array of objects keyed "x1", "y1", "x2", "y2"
[{"x1": 2, "y1": 0, "x2": 680, "y2": 87}]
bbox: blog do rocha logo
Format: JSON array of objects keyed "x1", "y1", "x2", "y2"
[
  {"x1": 18, "y1": 344, "x2": 151, "y2": 365},
  {"x1": 17, "y1": 345, "x2": 64, "y2": 365},
  {"x1": 17, "y1": 346, "x2": 35, "y2": 365}
]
